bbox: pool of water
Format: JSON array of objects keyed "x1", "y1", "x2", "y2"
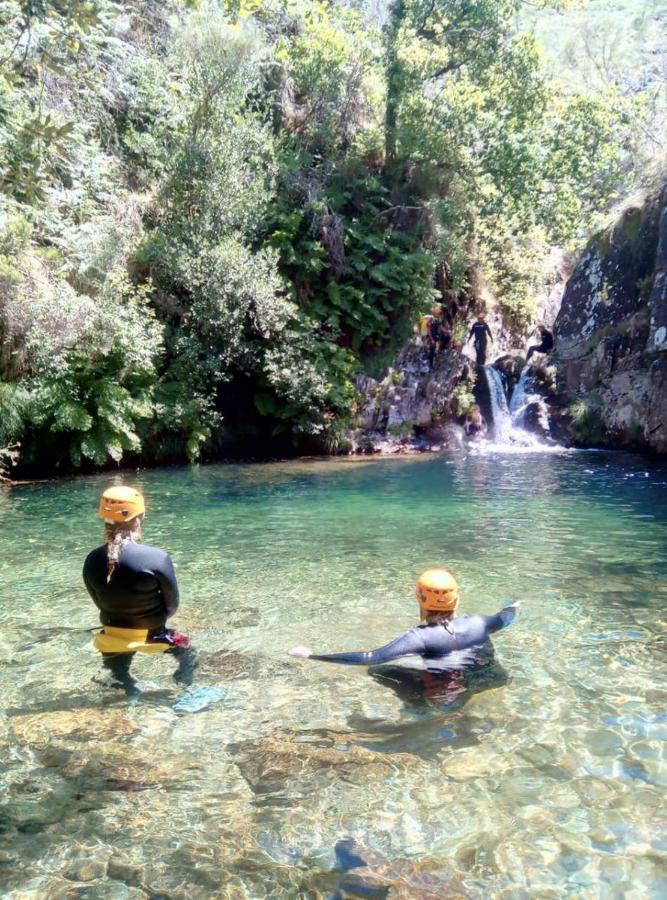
[{"x1": 1, "y1": 451, "x2": 666, "y2": 898}]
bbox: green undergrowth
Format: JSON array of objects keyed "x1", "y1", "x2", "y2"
[
  {"x1": 0, "y1": 0, "x2": 659, "y2": 475},
  {"x1": 568, "y1": 394, "x2": 608, "y2": 444}
]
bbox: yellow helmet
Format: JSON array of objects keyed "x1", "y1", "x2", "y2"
[
  {"x1": 98, "y1": 486, "x2": 145, "y2": 524},
  {"x1": 416, "y1": 568, "x2": 459, "y2": 615}
]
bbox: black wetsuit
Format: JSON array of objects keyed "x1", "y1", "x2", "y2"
[
  {"x1": 427, "y1": 318, "x2": 451, "y2": 368},
  {"x1": 526, "y1": 329, "x2": 554, "y2": 361},
  {"x1": 83, "y1": 542, "x2": 179, "y2": 629},
  {"x1": 469, "y1": 321, "x2": 493, "y2": 366},
  {"x1": 310, "y1": 604, "x2": 518, "y2": 672},
  {"x1": 83, "y1": 542, "x2": 195, "y2": 688}
]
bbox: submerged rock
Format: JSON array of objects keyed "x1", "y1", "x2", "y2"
[
  {"x1": 0, "y1": 771, "x2": 76, "y2": 829},
  {"x1": 10, "y1": 709, "x2": 136, "y2": 747},
  {"x1": 333, "y1": 838, "x2": 467, "y2": 899},
  {"x1": 233, "y1": 730, "x2": 420, "y2": 793},
  {"x1": 11, "y1": 707, "x2": 137, "y2": 746},
  {"x1": 62, "y1": 854, "x2": 109, "y2": 883},
  {"x1": 41, "y1": 739, "x2": 200, "y2": 796},
  {"x1": 196, "y1": 649, "x2": 250, "y2": 680}
]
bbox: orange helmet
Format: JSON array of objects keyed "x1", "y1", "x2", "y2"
[
  {"x1": 416, "y1": 568, "x2": 459, "y2": 615},
  {"x1": 98, "y1": 486, "x2": 145, "y2": 524}
]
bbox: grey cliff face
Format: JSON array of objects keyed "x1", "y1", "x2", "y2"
[
  {"x1": 649, "y1": 188, "x2": 667, "y2": 353},
  {"x1": 553, "y1": 186, "x2": 667, "y2": 453}
]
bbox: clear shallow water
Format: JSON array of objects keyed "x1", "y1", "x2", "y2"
[{"x1": 1, "y1": 451, "x2": 666, "y2": 898}]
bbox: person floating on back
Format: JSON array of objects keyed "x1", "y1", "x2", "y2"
[
  {"x1": 467, "y1": 312, "x2": 493, "y2": 366},
  {"x1": 83, "y1": 486, "x2": 197, "y2": 694},
  {"x1": 526, "y1": 325, "x2": 554, "y2": 362},
  {"x1": 288, "y1": 568, "x2": 518, "y2": 673}
]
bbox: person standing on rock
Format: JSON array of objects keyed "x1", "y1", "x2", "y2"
[
  {"x1": 468, "y1": 312, "x2": 494, "y2": 366},
  {"x1": 83, "y1": 486, "x2": 197, "y2": 694},
  {"x1": 427, "y1": 305, "x2": 452, "y2": 370},
  {"x1": 526, "y1": 325, "x2": 554, "y2": 362},
  {"x1": 288, "y1": 568, "x2": 518, "y2": 678}
]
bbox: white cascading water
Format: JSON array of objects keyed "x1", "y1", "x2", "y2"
[
  {"x1": 480, "y1": 365, "x2": 562, "y2": 452},
  {"x1": 484, "y1": 365, "x2": 512, "y2": 442},
  {"x1": 508, "y1": 368, "x2": 533, "y2": 418}
]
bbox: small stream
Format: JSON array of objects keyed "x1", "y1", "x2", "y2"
[{"x1": 1, "y1": 453, "x2": 666, "y2": 897}]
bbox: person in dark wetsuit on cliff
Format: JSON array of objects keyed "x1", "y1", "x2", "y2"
[
  {"x1": 83, "y1": 486, "x2": 197, "y2": 694},
  {"x1": 288, "y1": 568, "x2": 518, "y2": 678},
  {"x1": 467, "y1": 312, "x2": 494, "y2": 366},
  {"x1": 526, "y1": 325, "x2": 554, "y2": 362},
  {"x1": 427, "y1": 305, "x2": 452, "y2": 370}
]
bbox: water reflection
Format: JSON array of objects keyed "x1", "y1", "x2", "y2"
[{"x1": 370, "y1": 655, "x2": 508, "y2": 712}]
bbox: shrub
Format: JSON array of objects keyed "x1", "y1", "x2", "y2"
[{"x1": 568, "y1": 396, "x2": 608, "y2": 445}]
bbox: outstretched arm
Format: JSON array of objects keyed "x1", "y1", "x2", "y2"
[
  {"x1": 289, "y1": 628, "x2": 426, "y2": 666},
  {"x1": 485, "y1": 323, "x2": 493, "y2": 342},
  {"x1": 481, "y1": 602, "x2": 520, "y2": 634}
]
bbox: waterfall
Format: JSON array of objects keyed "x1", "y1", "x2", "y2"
[
  {"x1": 509, "y1": 368, "x2": 533, "y2": 417},
  {"x1": 484, "y1": 366, "x2": 512, "y2": 441},
  {"x1": 480, "y1": 365, "x2": 561, "y2": 452}
]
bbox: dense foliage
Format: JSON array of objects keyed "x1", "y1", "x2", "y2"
[{"x1": 0, "y1": 0, "x2": 662, "y2": 474}]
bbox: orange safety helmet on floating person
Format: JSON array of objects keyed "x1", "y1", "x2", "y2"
[
  {"x1": 416, "y1": 568, "x2": 459, "y2": 615},
  {"x1": 98, "y1": 486, "x2": 145, "y2": 524}
]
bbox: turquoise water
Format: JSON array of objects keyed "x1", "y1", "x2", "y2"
[{"x1": 1, "y1": 451, "x2": 666, "y2": 897}]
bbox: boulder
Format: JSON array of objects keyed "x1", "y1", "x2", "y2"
[
  {"x1": 493, "y1": 354, "x2": 523, "y2": 397},
  {"x1": 349, "y1": 340, "x2": 468, "y2": 452},
  {"x1": 521, "y1": 400, "x2": 551, "y2": 438}
]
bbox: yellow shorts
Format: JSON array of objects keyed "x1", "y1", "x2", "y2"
[{"x1": 93, "y1": 626, "x2": 172, "y2": 655}]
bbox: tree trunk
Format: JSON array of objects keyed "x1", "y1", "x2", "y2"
[{"x1": 384, "y1": 0, "x2": 405, "y2": 175}]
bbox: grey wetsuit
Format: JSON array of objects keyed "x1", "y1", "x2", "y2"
[{"x1": 310, "y1": 604, "x2": 518, "y2": 672}]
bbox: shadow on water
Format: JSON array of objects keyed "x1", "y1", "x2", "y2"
[{"x1": 346, "y1": 657, "x2": 509, "y2": 760}]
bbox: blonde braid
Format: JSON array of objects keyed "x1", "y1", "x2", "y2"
[{"x1": 104, "y1": 515, "x2": 143, "y2": 582}]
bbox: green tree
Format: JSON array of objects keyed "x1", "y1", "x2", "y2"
[{"x1": 136, "y1": 8, "x2": 356, "y2": 452}]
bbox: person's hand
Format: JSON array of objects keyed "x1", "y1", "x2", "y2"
[{"x1": 288, "y1": 645, "x2": 313, "y2": 658}]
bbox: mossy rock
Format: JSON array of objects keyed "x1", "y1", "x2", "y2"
[{"x1": 619, "y1": 207, "x2": 643, "y2": 243}]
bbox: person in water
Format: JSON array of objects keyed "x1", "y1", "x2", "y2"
[
  {"x1": 288, "y1": 568, "x2": 518, "y2": 672},
  {"x1": 526, "y1": 325, "x2": 554, "y2": 362},
  {"x1": 83, "y1": 486, "x2": 197, "y2": 693},
  {"x1": 467, "y1": 312, "x2": 494, "y2": 367},
  {"x1": 464, "y1": 404, "x2": 486, "y2": 439}
]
